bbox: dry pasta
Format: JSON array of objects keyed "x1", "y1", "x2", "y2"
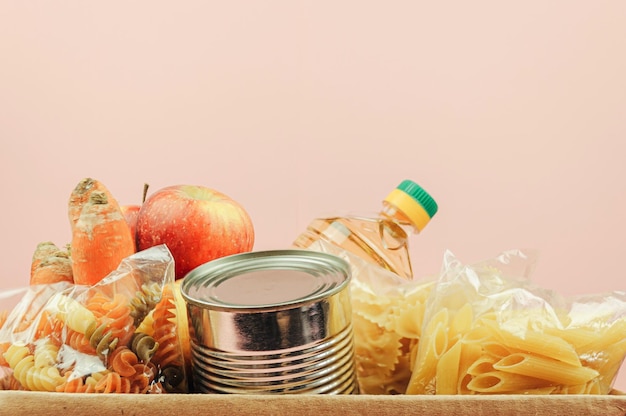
[
  {"x1": 135, "y1": 309, "x2": 155, "y2": 336},
  {"x1": 151, "y1": 284, "x2": 186, "y2": 392},
  {"x1": 466, "y1": 355, "x2": 496, "y2": 377},
  {"x1": 129, "y1": 282, "x2": 163, "y2": 327},
  {"x1": 130, "y1": 332, "x2": 159, "y2": 362},
  {"x1": 481, "y1": 318, "x2": 582, "y2": 367},
  {"x1": 47, "y1": 293, "x2": 97, "y2": 334},
  {"x1": 350, "y1": 280, "x2": 434, "y2": 394},
  {"x1": 109, "y1": 346, "x2": 139, "y2": 377},
  {"x1": 56, "y1": 373, "x2": 97, "y2": 393},
  {"x1": 3, "y1": 342, "x2": 66, "y2": 391},
  {"x1": 0, "y1": 245, "x2": 179, "y2": 394},
  {"x1": 65, "y1": 328, "x2": 97, "y2": 355},
  {"x1": 94, "y1": 371, "x2": 133, "y2": 393},
  {"x1": 406, "y1": 302, "x2": 626, "y2": 395},
  {"x1": 401, "y1": 250, "x2": 626, "y2": 396},
  {"x1": 466, "y1": 371, "x2": 554, "y2": 394},
  {"x1": 301, "y1": 238, "x2": 438, "y2": 394},
  {"x1": 407, "y1": 308, "x2": 450, "y2": 394},
  {"x1": 85, "y1": 322, "x2": 120, "y2": 358},
  {"x1": 434, "y1": 339, "x2": 462, "y2": 394},
  {"x1": 493, "y1": 352, "x2": 600, "y2": 385},
  {"x1": 101, "y1": 294, "x2": 135, "y2": 347},
  {"x1": 352, "y1": 313, "x2": 403, "y2": 383}
]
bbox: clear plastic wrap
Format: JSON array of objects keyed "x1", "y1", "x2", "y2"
[
  {"x1": 406, "y1": 249, "x2": 626, "y2": 395},
  {"x1": 0, "y1": 244, "x2": 189, "y2": 394},
  {"x1": 305, "y1": 240, "x2": 436, "y2": 394},
  {"x1": 305, "y1": 242, "x2": 626, "y2": 395}
]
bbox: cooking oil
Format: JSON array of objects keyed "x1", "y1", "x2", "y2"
[{"x1": 292, "y1": 180, "x2": 438, "y2": 279}]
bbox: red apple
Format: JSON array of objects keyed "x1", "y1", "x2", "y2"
[
  {"x1": 120, "y1": 204, "x2": 141, "y2": 251},
  {"x1": 135, "y1": 185, "x2": 255, "y2": 279}
]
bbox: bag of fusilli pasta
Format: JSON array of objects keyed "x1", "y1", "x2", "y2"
[
  {"x1": 0, "y1": 244, "x2": 190, "y2": 394},
  {"x1": 406, "y1": 249, "x2": 626, "y2": 395}
]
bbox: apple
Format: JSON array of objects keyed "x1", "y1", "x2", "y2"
[
  {"x1": 135, "y1": 185, "x2": 255, "y2": 279},
  {"x1": 120, "y1": 204, "x2": 141, "y2": 251}
]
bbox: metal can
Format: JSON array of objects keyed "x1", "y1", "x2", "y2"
[{"x1": 180, "y1": 249, "x2": 359, "y2": 394}]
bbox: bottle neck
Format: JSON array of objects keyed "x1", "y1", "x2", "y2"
[{"x1": 380, "y1": 202, "x2": 421, "y2": 234}]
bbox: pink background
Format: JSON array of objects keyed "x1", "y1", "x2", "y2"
[{"x1": 1, "y1": 1, "x2": 625, "y2": 389}]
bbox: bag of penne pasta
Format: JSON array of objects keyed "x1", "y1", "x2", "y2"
[
  {"x1": 0, "y1": 244, "x2": 190, "y2": 394},
  {"x1": 406, "y1": 249, "x2": 626, "y2": 395}
]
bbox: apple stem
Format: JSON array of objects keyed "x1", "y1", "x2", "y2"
[{"x1": 142, "y1": 183, "x2": 150, "y2": 203}]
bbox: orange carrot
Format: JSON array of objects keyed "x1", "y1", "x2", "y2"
[
  {"x1": 68, "y1": 178, "x2": 117, "y2": 228},
  {"x1": 30, "y1": 241, "x2": 59, "y2": 277},
  {"x1": 30, "y1": 242, "x2": 74, "y2": 285},
  {"x1": 70, "y1": 190, "x2": 135, "y2": 286}
]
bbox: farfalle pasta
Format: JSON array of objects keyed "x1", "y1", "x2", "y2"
[
  {"x1": 0, "y1": 244, "x2": 188, "y2": 394},
  {"x1": 305, "y1": 239, "x2": 436, "y2": 394}
]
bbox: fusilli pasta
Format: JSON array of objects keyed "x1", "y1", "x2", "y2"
[
  {"x1": 151, "y1": 284, "x2": 185, "y2": 392},
  {"x1": 4, "y1": 342, "x2": 66, "y2": 391}
]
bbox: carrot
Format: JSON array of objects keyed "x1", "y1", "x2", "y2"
[
  {"x1": 30, "y1": 241, "x2": 60, "y2": 277},
  {"x1": 70, "y1": 190, "x2": 135, "y2": 286},
  {"x1": 68, "y1": 178, "x2": 116, "y2": 228},
  {"x1": 30, "y1": 242, "x2": 74, "y2": 285}
]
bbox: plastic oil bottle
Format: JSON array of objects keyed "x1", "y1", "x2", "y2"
[{"x1": 292, "y1": 180, "x2": 438, "y2": 280}]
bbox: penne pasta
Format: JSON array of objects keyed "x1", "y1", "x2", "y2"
[
  {"x1": 449, "y1": 303, "x2": 473, "y2": 341},
  {"x1": 578, "y1": 318, "x2": 626, "y2": 356},
  {"x1": 457, "y1": 373, "x2": 473, "y2": 395},
  {"x1": 481, "y1": 342, "x2": 513, "y2": 359},
  {"x1": 483, "y1": 320, "x2": 581, "y2": 366},
  {"x1": 461, "y1": 325, "x2": 492, "y2": 344},
  {"x1": 466, "y1": 355, "x2": 496, "y2": 377},
  {"x1": 406, "y1": 320, "x2": 448, "y2": 394},
  {"x1": 424, "y1": 308, "x2": 449, "y2": 339},
  {"x1": 466, "y1": 370, "x2": 553, "y2": 394},
  {"x1": 493, "y1": 352, "x2": 599, "y2": 385},
  {"x1": 431, "y1": 321, "x2": 449, "y2": 359},
  {"x1": 543, "y1": 326, "x2": 598, "y2": 352},
  {"x1": 435, "y1": 340, "x2": 462, "y2": 394},
  {"x1": 456, "y1": 341, "x2": 483, "y2": 394}
]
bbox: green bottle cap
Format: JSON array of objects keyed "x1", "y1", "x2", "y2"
[
  {"x1": 396, "y1": 180, "x2": 438, "y2": 218},
  {"x1": 384, "y1": 180, "x2": 438, "y2": 232}
]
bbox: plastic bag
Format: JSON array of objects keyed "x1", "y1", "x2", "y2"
[
  {"x1": 406, "y1": 249, "x2": 626, "y2": 395},
  {"x1": 305, "y1": 240, "x2": 436, "y2": 394},
  {"x1": 0, "y1": 244, "x2": 189, "y2": 393},
  {"x1": 305, "y1": 242, "x2": 626, "y2": 395}
]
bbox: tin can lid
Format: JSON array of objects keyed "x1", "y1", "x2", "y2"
[{"x1": 181, "y1": 249, "x2": 351, "y2": 311}]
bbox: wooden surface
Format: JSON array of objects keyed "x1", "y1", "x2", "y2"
[{"x1": 1, "y1": 391, "x2": 626, "y2": 416}]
